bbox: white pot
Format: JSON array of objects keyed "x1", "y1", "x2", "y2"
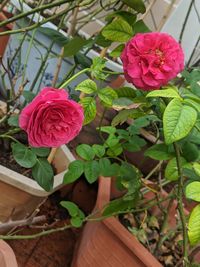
[{"x1": 0, "y1": 144, "x2": 75, "y2": 223}]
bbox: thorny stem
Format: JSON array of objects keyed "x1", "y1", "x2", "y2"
[
  {"x1": 0, "y1": 194, "x2": 174, "y2": 240},
  {"x1": 102, "y1": 70, "x2": 124, "y2": 75},
  {"x1": 0, "y1": 14, "x2": 63, "y2": 37},
  {"x1": 59, "y1": 68, "x2": 90, "y2": 88},
  {"x1": 173, "y1": 143, "x2": 189, "y2": 266},
  {"x1": 154, "y1": 196, "x2": 174, "y2": 253},
  {"x1": 0, "y1": 0, "x2": 72, "y2": 28},
  {"x1": 0, "y1": 4, "x2": 77, "y2": 37},
  {"x1": 0, "y1": 224, "x2": 74, "y2": 240},
  {"x1": 51, "y1": 3, "x2": 80, "y2": 87},
  {"x1": 28, "y1": 7, "x2": 68, "y2": 93},
  {"x1": 0, "y1": 134, "x2": 19, "y2": 143},
  {"x1": 144, "y1": 161, "x2": 163, "y2": 180}
]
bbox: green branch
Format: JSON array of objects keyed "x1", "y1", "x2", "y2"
[
  {"x1": 174, "y1": 143, "x2": 189, "y2": 266},
  {"x1": 0, "y1": 0, "x2": 70, "y2": 28},
  {"x1": 59, "y1": 68, "x2": 90, "y2": 88},
  {"x1": 0, "y1": 6, "x2": 77, "y2": 37},
  {"x1": 0, "y1": 224, "x2": 73, "y2": 240}
]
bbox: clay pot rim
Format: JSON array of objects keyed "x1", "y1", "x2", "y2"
[
  {"x1": 0, "y1": 240, "x2": 18, "y2": 267},
  {"x1": 95, "y1": 177, "x2": 163, "y2": 267}
]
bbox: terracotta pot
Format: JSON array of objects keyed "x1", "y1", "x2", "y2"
[
  {"x1": 71, "y1": 177, "x2": 162, "y2": 267},
  {"x1": 0, "y1": 240, "x2": 18, "y2": 267},
  {"x1": 0, "y1": 11, "x2": 13, "y2": 58}
]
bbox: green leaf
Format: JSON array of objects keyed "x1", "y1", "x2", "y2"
[
  {"x1": 92, "y1": 144, "x2": 105, "y2": 158},
  {"x1": 184, "y1": 98, "x2": 200, "y2": 113},
  {"x1": 23, "y1": 91, "x2": 36, "y2": 103},
  {"x1": 182, "y1": 69, "x2": 200, "y2": 96},
  {"x1": 90, "y1": 57, "x2": 107, "y2": 80},
  {"x1": 12, "y1": 142, "x2": 37, "y2": 168},
  {"x1": 181, "y1": 89, "x2": 200, "y2": 103},
  {"x1": 112, "y1": 109, "x2": 145, "y2": 126},
  {"x1": 74, "y1": 53, "x2": 92, "y2": 69},
  {"x1": 95, "y1": 33, "x2": 112, "y2": 47},
  {"x1": 98, "y1": 87, "x2": 118, "y2": 106},
  {"x1": 32, "y1": 158, "x2": 54, "y2": 191},
  {"x1": 60, "y1": 201, "x2": 85, "y2": 228},
  {"x1": 75, "y1": 79, "x2": 97, "y2": 94},
  {"x1": 115, "y1": 87, "x2": 136, "y2": 98},
  {"x1": 123, "y1": 142, "x2": 140, "y2": 152},
  {"x1": 110, "y1": 44, "x2": 125, "y2": 57},
  {"x1": 37, "y1": 27, "x2": 68, "y2": 46},
  {"x1": 105, "y1": 10, "x2": 137, "y2": 26},
  {"x1": 99, "y1": 126, "x2": 116, "y2": 135},
  {"x1": 133, "y1": 20, "x2": 150, "y2": 33},
  {"x1": 188, "y1": 205, "x2": 200, "y2": 245},
  {"x1": 163, "y1": 98, "x2": 197, "y2": 144},
  {"x1": 119, "y1": 162, "x2": 139, "y2": 182},
  {"x1": 113, "y1": 97, "x2": 134, "y2": 109},
  {"x1": 103, "y1": 197, "x2": 135, "y2": 217},
  {"x1": 63, "y1": 160, "x2": 84, "y2": 184},
  {"x1": 84, "y1": 161, "x2": 100, "y2": 184},
  {"x1": 121, "y1": 0, "x2": 146, "y2": 13},
  {"x1": 107, "y1": 163, "x2": 120, "y2": 177},
  {"x1": 116, "y1": 129, "x2": 130, "y2": 139},
  {"x1": 31, "y1": 147, "x2": 50, "y2": 157},
  {"x1": 118, "y1": 162, "x2": 141, "y2": 198},
  {"x1": 165, "y1": 157, "x2": 189, "y2": 181},
  {"x1": 145, "y1": 144, "x2": 174, "y2": 160},
  {"x1": 183, "y1": 168, "x2": 200, "y2": 181},
  {"x1": 71, "y1": 217, "x2": 84, "y2": 228},
  {"x1": 146, "y1": 88, "x2": 181, "y2": 99},
  {"x1": 107, "y1": 143, "x2": 123, "y2": 157},
  {"x1": 80, "y1": 97, "x2": 96, "y2": 125},
  {"x1": 102, "y1": 18, "x2": 133, "y2": 42},
  {"x1": 60, "y1": 201, "x2": 79, "y2": 217},
  {"x1": 99, "y1": 158, "x2": 112, "y2": 177},
  {"x1": 63, "y1": 36, "x2": 90, "y2": 57},
  {"x1": 123, "y1": 135, "x2": 146, "y2": 152},
  {"x1": 106, "y1": 134, "x2": 119, "y2": 147},
  {"x1": 193, "y1": 163, "x2": 200, "y2": 177},
  {"x1": 131, "y1": 116, "x2": 153, "y2": 128},
  {"x1": 8, "y1": 115, "x2": 19, "y2": 127},
  {"x1": 76, "y1": 144, "x2": 95, "y2": 161},
  {"x1": 182, "y1": 142, "x2": 199, "y2": 162},
  {"x1": 185, "y1": 182, "x2": 200, "y2": 202}
]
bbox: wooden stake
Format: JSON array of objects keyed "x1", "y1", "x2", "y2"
[{"x1": 47, "y1": 147, "x2": 58, "y2": 164}]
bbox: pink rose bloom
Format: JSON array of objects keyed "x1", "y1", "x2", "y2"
[
  {"x1": 121, "y1": 32, "x2": 184, "y2": 90},
  {"x1": 19, "y1": 87, "x2": 84, "y2": 147}
]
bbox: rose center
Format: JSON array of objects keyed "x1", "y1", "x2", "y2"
[{"x1": 148, "y1": 48, "x2": 165, "y2": 67}]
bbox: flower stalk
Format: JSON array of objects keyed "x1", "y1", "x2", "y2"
[{"x1": 173, "y1": 143, "x2": 189, "y2": 266}]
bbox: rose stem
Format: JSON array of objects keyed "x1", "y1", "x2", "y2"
[
  {"x1": 51, "y1": 3, "x2": 80, "y2": 87},
  {"x1": 47, "y1": 67, "x2": 90, "y2": 162},
  {"x1": 0, "y1": 0, "x2": 70, "y2": 28},
  {"x1": 173, "y1": 143, "x2": 189, "y2": 266}
]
